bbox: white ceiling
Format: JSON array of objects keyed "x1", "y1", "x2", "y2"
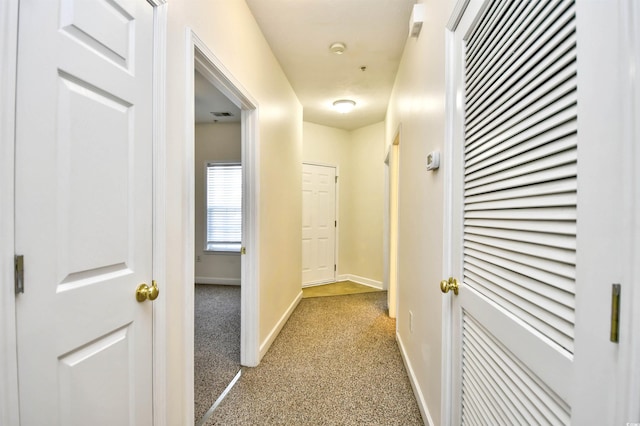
[
  {"x1": 194, "y1": 1, "x2": 416, "y2": 130},
  {"x1": 194, "y1": 70, "x2": 241, "y2": 124},
  {"x1": 245, "y1": 0, "x2": 416, "y2": 131}
]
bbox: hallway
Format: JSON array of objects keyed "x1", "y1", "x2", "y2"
[{"x1": 200, "y1": 291, "x2": 422, "y2": 425}]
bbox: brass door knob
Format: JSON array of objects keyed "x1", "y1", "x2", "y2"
[
  {"x1": 440, "y1": 277, "x2": 459, "y2": 295},
  {"x1": 136, "y1": 280, "x2": 160, "y2": 302}
]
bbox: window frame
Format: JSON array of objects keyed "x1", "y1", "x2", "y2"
[{"x1": 203, "y1": 161, "x2": 242, "y2": 254}]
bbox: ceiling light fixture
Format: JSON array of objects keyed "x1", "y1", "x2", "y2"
[
  {"x1": 333, "y1": 99, "x2": 356, "y2": 114},
  {"x1": 329, "y1": 42, "x2": 346, "y2": 54}
]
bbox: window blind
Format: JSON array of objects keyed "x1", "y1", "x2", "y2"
[{"x1": 206, "y1": 163, "x2": 242, "y2": 250}]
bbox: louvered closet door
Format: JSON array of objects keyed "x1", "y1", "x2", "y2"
[{"x1": 452, "y1": 0, "x2": 578, "y2": 424}]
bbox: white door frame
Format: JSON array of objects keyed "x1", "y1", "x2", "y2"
[
  {"x1": 150, "y1": 2, "x2": 168, "y2": 425},
  {"x1": 0, "y1": 0, "x2": 20, "y2": 424},
  {"x1": 0, "y1": 2, "x2": 169, "y2": 424},
  {"x1": 440, "y1": 2, "x2": 469, "y2": 422},
  {"x1": 574, "y1": 1, "x2": 639, "y2": 423},
  {"x1": 619, "y1": 3, "x2": 640, "y2": 419},
  {"x1": 383, "y1": 127, "x2": 401, "y2": 319},
  {"x1": 184, "y1": 29, "x2": 261, "y2": 419}
]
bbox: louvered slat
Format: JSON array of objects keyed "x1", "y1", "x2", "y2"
[
  {"x1": 465, "y1": 108, "x2": 577, "y2": 170},
  {"x1": 464, "y1": 218, "x2": 575, "y2": 235},
  {"x1": 464, "y1": 349, "x2": 518, "y2": 424},
  {"x1": 466, "y1": 0, "x2": 548, "y2": 84},
  {"x1": 465, "y1": 162, "x2": 577, "y2": 196},
  {"x1": 466, "y1": 1, "x2": 575, "y2": 105},
  {"x1": 465, "y1": 133, "x2": 576, "y2": 185},
  {"x1": 465, "y1": 0, "x2": 510, "y2": 61},
  {"x1": 465, "y1": 226, "x2": 576, "y2": 251},
  {"x1": 466, "y1": 77, "x2": 576, "y2": 150},
  {"x1": 464, "y1": 243, "x2": 576, "y2": 284},
  {"x1": 465, "y1": 206, "x2": 576, "y2": 221},
  {"x1": 460, "y1": 0, "x2": 576, "y2": 422},
  {"x1": 464, "y1": 274, "x2": 573, "y2": 351},
  {"x1": 465, "y1": 332, "x2": 543, "y2": 422},
  {"x1": 466, "y1": 32, "x2": 576, "y2": 129},
  {"x1": 466, "y1": 38, "x2": 576, "y2": 134},
  {"x1": 462, "y1": 315, "x2": 570, "y2": 424},
  {"x1": 464, "y1": 256, "x2": 574, "y2": 308},
  {"x1": 464, "y1": 192, "x2": 576, "y2": 212},
  {"x1": 463, "y1": 0, "x2": 577, "y2": 354},
  {"x1": 464, "y1": 325, "x2": 539, "y2": 423},
  {"x1": 465, "y1": 1, "x2": 531, "y2": 83},
  {"x1": 465, "y1": 263, "x2": 574, "y2": 320},
  {"x1": 466, "y1": 56, "x2": 576, "y2": 139},
  {"x1": 465, "y1": 177, "x2": 576, "y2": 205},
  {"x1": 470, "y1": 318, "x2": 570, "y2": 422}
]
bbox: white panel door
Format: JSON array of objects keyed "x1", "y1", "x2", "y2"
[
  {"x1": 14, "y1": 1, "x2": 155, "y2": 425},
  {"x1": 302, "y1": 164, "x2": 336, "y2": 286},
  {"x1": 445, "y1": 0, "x2": 620, "y2": 424}
]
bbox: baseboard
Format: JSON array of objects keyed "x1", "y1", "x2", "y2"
[
  {"x1": 259, "y1": 290, "x2": 303, "y2": 360},
  {"x1": 195, "y1": 277, "x2": 241, "y2": 286},
  {"x1": 336, "y1": 274, "x2": 383, "y2": 290},
  {"x1": 302, "y1": 279, "x2": 334, "y2": 288},
  {"x1": 396, "y1": 331, "x2": 434, "y2": 426}
]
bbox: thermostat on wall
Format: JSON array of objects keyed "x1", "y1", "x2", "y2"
[{"x1": 426, "y1": 151, "x2": 440, "y2": 171}]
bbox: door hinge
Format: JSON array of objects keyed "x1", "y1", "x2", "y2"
[
  {"x1": 610, "y1": 283, "x2": 621, "y2": 343},
  {"x1": 335, "y1": 176, "x2": 338, "y2": 183},
  {"x1": 334, "y1": 264, "x2": 336, "y2": 272},
  {"x1": 15, "y1": 255, "x2": 24, "y2": 294},
  {"x1": 335, "y1": 220, "x2": 337, "y2": 227}
]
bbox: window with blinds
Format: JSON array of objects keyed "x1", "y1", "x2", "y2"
[
  {"x1": 206, "y1": 163, "x2": 242, "y2": 252},
  {"x1": 463, "y1": 0, "x2": 577, "y2": 354}
]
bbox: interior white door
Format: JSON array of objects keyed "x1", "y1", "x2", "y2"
[
  {"x1": 302, "y1": 164, "x2": 336, "y2": 286},
  {"x1": 445, "y1": 0, "x2": 618, "y2": 424},
  {"x1": 14, "y1": 1, "x2": 155, "y2": 425}
]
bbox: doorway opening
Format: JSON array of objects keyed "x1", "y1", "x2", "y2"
[
  {"x1": 193, "y1": 69, "x2": 242, "y2": 423},
  {"x1": 187, "y1": 32, "x2": 260, "y2": 424},
  {"x1": 385, "y1": 130, "x2": 400, "y2": 319},
  {"x1": 301, "y1": 163, "x2": 337, "y2": 287}
]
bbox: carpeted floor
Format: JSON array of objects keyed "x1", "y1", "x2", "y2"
[
  {"x1": 203, "y1": 291, "x2": 423, "y2": 425},
  {"x1": 194, "y1": 284, "x2": 241, "y2": 424},
  {"x1": 302, "y1": 280, "x2": 382, "y2": 298}
]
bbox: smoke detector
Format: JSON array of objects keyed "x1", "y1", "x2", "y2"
[{"x1": 329, "y1": 42, "x2": 346, "y2": 54}]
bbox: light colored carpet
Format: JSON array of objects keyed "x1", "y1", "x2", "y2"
[
  {"x1": 204, "y1": 291, "x2": 423, "y2": 425},
  {"x1": 302, "y1": 280, "x2": 382, "y2": 298},
  {"x1": 194, "y1": 284, "x2": 241, "y2": 424}
]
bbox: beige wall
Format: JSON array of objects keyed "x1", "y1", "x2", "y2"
[
  {"x1": 302, "y1": 122, "x2": 350, "y2": 275},
  {"x1": 385, "y1": 0, "x2": 456, "y2": 424},
  {"x1": 347, "y1": 122, "x2": 385, "y2": 281},
  {"x1": 165, "y1": 1, "x2": 302, "y2": 423},
  {"x1": 194, "y1": 123, "x2": 242, "y2": 284},
  {"x1": 302, "y1": 121, "x2": 384, "y2": 285}
]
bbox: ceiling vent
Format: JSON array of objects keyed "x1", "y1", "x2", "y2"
[{"x1": 211, "y1": 112, "x2": 234, "y2": 117}]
